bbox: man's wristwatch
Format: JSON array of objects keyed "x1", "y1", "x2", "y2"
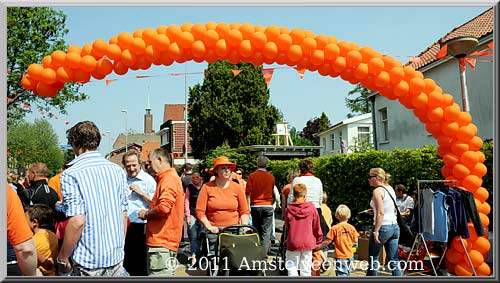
[{"x1": 56, "y1": 257, "x2": 70, "y2": 268}]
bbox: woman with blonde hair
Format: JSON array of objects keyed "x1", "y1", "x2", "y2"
[{"x1": 366, "y1": 167, "x2": 402, "y2": 276}]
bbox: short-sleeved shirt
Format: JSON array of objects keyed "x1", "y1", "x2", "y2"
[
  {"x1": 396, "y1": 195, "x2": 415, "y2": 213},
  {"x1": 33, "y1": 229, "x2": 58, "y2": 276},
  {"x1": 326, "y1": 222, "x2": 359, "y2": 259},
  {"x1": 126, "y1": 169, "x2": 157, "y2": 224},
  {"x1": 7, "y1": 186, "x2": 33, "y2": 246}
]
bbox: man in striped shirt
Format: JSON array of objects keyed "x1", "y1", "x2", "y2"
[{"x1": 57, "y1": 121, "x2": 129, "y2": 276}]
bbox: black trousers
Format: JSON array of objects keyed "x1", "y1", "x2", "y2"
[{"x1": 124, "y1": 223, "x2": 148, "y2": 276}]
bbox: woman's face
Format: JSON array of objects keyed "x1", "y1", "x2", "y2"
[
  {"x1": 216, "y1": 165, "x2": 232, "y2": 180},
  {"x1": 191, "y1": 173, "x2": 202, "y2": 185},
  {"x1": 368, "y1": 171, "x2": 380, "y2": 186}
]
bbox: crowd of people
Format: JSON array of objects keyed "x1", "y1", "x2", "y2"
[{"x1": 6, "y1": 119, "x2": 408, "y2": 277}]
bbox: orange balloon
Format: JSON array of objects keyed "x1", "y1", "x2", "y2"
[
  {"x1": 142, "y1": 27, "x2": 158, "y2": 45},
  {"x1": 443, "y1": 153, "x2": 460, "y2": 167},
  {"x1": 168, "y1": 43, "x2": 183, "y2": 61},
  {"x1": 67, "y1": 45, "x2": 82, "y2": 54},
  {"x1": 441, "y1": 93, "x2": 455, "y2": 107},
  {"x1": 441, "y1": 121, "x2": 460, "y2": 138},
  {"x1": 456, "y1": 111, "x2": 473, "y2": 126},
  {"x1": 50, "y1": 50, "x2": 66, "y2": 67},
  {"x1": 409, "y1": 77, "x2": 425, "y2": 95},
  {"x1": 40, "y1": 68, "x2": 57, "y2": 84},
  {"x1": 450, "y1": 140, "x2": 469, "y2": 156},
  {"x1": 346, "y1": 50, "x2": 362, "y2": 69},
  {"x1": 398, "y1": 93, "x2": 413, "y2": 109},
  {"x1": 475, "y1": 262, "x2": 491, "y2": 276},
  {"x1": 460, "y1": 151, "x2": 480, "y2": 169},
  {"x1": 56, "y1": 66, "x2": 74, "y2": 83},
  {"x1": 156, "y1": 25, "x2": 168, "y2": 34},
  {"x1": 337, "y1": 41, "x2": 352, "y2": 57},
  {"x1": 238, "y1": 39, "x2": 253, "y2": 58},
  {"x1": 144, "y1": 45, "x2": 160, "y2": 62},
  {"x1": 324, "y1": 43, "x2": 340, "y2": 61},
  {"x1": 309, "y1": 50, "x2": 324, "y2": 66},
  {"x1": 451, "y1": 236, "x2": 471, "y2": 253},
  {"x1": 181, "y1": 22, "x2": 192, "y2": 32},
  {"x1": 91, "y1": 69, "x2": 106, "y2": 80},
  {"x1": 452, "y1": 164, "x2": 470, "y2": 179},
  {"x1": 359, "y1": 45, "x2": 380, "y2": 62},
  {"x1": 462, "y1": 175, "x2": 482, "y2": 191},
  {"x1": 445, "y1": 260, "x2": 456, "y2": 275},
  {"x1": 251, "y1": 51, "x2": 264, "y2": 66},
  {"x1": 204, "y1": 29, "x2": 219, "y2": 48},
  {"x1": 42, "y1": 55, "x2": 54, "y2": 68},
  {"x1": 289, "y1": 28, "x2": 305, "y2": 44},
  {"x1": 36, "y1": 82, "x2": 58, "y2": 97},
  {"x1": 239, "y1": 22, "x2": 255, "y2": 39},
  {"x1": 479, "y1": 213, "x2": 489, "y2": 227},
  {"x1": 467, "y1": 223, "x2": 479, "y2": 242},
  {"x1": 73, "y1": 69, "x2": 91, "y2": 83},
  {"x1": 301, "y1": 37, "x2": 317, "y2": 56},
  {"x1": 454, "y1": 262, "x2": 473, "y2": 276},
  {"x1": 133, "y1": 29, "x2": 143, "y2": 38},
  {"x1": 153, "y1": 34, "x2": 171, "y2": 52},
  {"x1": 81, "y1": 43, "x2": 93, "y2": 56},
  {"x1": 441, "y1": 165, "x2": 453, "y2": 178},
  {"x1": 120, "y1": 50, "x2": 137, "y2": 67},
  {"x1": 117, "y1": 32, "x2": 135, "y2": 50},
  {"x1": 276, "y1": 33, "x2": 292, "y2": 51},
  {"x1": 466, "y1": 249, "x2": 484, "y2": 267},
  {"x1": 65, "y1": 52, "x2": 82, "y2": 69},
  {"x1": 286, "y1": 44, "x2": 302, "y2": 62},
  {"x1": 374, "y1": 71, "x2": 390, "y2": 88},
  {"x1": 473, "y1": 187, "x2": 489, "y2": 203},
  {"x1": 215, "y1": 39, "x2": 229, "y2": 57},
  {"x1": 91, "y1": 39, "x2": 108, "y2": 58},
  {"x1": 108, "y1": 35, "x2": 118, "y2": 45},
  {"x1": 457, "y1": 125, "x2": 476, "y2": 142},
  {"x1": 227, "y1": 50, "x2": 240, "y2": 65},
  {"x1": 423, "y1": 78, "x2": 437, "y2": 93},
  {"x1": 130, "y1": 37, "x2": 146, "y2": 55},
  {"x1": 178, "y1": 31, "x2": 195, "y2": 49},
  {"x1": 332, "y1": 56, "x2": 347, "y2": 73},
  {"x1": 315, "y1": 34, "x2": 328, "y2": 49},
  {"x1": 367, "y1": 57, "x2": 384, "y2": 76},
  {"x1": 226, "y1": 29, "x2": 243, "y2": 47},
  {"x1": 476, "y1": 151, "x2": 485, "y2": 163},
  {"x1": 472, "y1": 237, "x2": 491, "y2": 254},
  {"x1": 191, "y1": 40, "x2": 206, "y2": 58},
  {"x1": 443, "y1": 103, "x2": 461, "y2": 121},
  {"x1": 480, "y1": 201, "x2": 491, "y2": 215},
  {"x1": 166, "y1": 24, "x2": 182, "y2": 42},
  {"x1": 412, "y1": 92, "x2": 428, "y2": 109},
  {"x1": 389, "y1": 66, "x2": 405, "y2": 85},
  {"x1": 427, "y1": 107, "x2": 444, "y2": 122},
  {"x1": 446, "y1": 249, "x2": 463, "y2": 264},
  {"x1": 80, "y1": 55, "x2": 97, "y2": 72},
  {"x1": 251, "y1": 31, "x2": 267, "y2": 50},
  {"x1": 318, "y1": 64, "x2": 332, "y2": 77},
  {"x1": 354, "y1": 63, "x2": 369, "y2": 80},
  {"x1": 393, "y1": 80, "x2": 409, "y2": 97},
  {"x1": 264, "y1": 25, "x2": 280, "y2": 41},
  {"x1": 21, "y1": 75, "x2": 38, "y2": 90},
  {"x1": 96, "y1": 58, "x2": 113, "y2": 75},
  {"x1": 427, "y1": 91, "x2": 444, "y2": 108},
  {"x1": 403, "y1": 65, "x2": 416, "y2": 81},
  {"x1": 262, "y1": 41, "x2": 278, "y2": 59}
]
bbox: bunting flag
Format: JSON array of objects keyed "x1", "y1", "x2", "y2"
[
  {"x1": 65, "y1": 121, "x2": 70, "y2": 125},
  {"x1": 136, "y1": 75, "x2": 156, "y2": 78},
  {"x1": 488, "y1": 41, "x2": 493, "y2": 50},
  {"x1": 458, "y1": 57, "x2": 476, "y2": 72},
  {"x1": 105, "y1": 79, "x2": 117, "y2": 86},
  {"x1": 231, "y1": 69, "x2": 242, "y2": 77},
  {"x1": 436, "y1": 44, "x2": 448, "y2": 59},
  {"x1": 295, "y1": 68, "x2": 306, "y2": 80},
  {"x1": 261, "y1": 68, "x2": 274, "y2": 86}
]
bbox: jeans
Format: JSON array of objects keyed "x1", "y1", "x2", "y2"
[
  {"x1": 333, "y1": 258, "x2": 352, "y2": 276},
  {"x1": 187, "y1": 215, "x2": 202, "y2": 257},
  {"x1": 366, "y1": 223, "x2": 402, "y2": 276},
  {"x1": 250, "y1": 206, "x2": 275, "y2": 253}
]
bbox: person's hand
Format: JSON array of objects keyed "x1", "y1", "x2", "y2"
[
  {"x1": 56, "y1": 258, "x2": 72, "y2": 275},
  {"x1": 186, "y1": 216, "x2": 191, "y2": 225},
  {"x1": 138, "y1": 209, "x2": 148, "y2": 220},
  {"x1": 373, "y1": 231, "x2": 381, "y2": 244},
  {"x1": 207, "y1": 225, "x2": 219, "y2": 234},
  {"x1": 129, "y1": 184, "x2": 144, "y2": 196},
  {"x1": 367, "y1": 208, "x2": 374, "y2": 216}
]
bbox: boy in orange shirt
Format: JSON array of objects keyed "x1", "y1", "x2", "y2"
[{"x1": 315, "y1": 204, "x2": 359, "y2": 276}]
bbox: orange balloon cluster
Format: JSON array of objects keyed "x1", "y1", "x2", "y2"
[{"x1": 20, "y1": 25, "x2": 490, "y2": 275}]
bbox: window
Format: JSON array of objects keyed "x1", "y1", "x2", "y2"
[
  {"x1": 379, "y1": 108, "x2": 388, "y2": 141},
  {"x1": 358, "y1": 126, "x2": 370, "y2": 144},
  {"x1": 330, "y1": 133, "x2": 335, "y2": 150},
  {"x1": 322, "y1": 138, "x2": 326, "y2": 148}
]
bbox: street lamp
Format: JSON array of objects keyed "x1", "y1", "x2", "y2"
[
  {"x1": 121, "y1": 109, "x2": 128, "y2": 153},
  {"x1": 442, "y1": 36, "x2": 479, "y2": 113}
]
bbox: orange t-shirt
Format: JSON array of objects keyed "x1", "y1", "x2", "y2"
[
  {"x1": 7, "y1": 186, "x2": 33, "y2": 246},
  {"x1": 282, "y1": 183, "x2": 291, "y2": 206},
  {"x1": 245, "y1": 170, "x2": 275, "y2": 205},
  {"x1": 196, "y1": 180, "x2": 250, "y2": 227},
  {"x1": 326, "y1": 222, "x2": 359, "y2": 259},
  {"x1": 48, "y1": 172, "x2": 63, "y2": 201},
  {"x1": 145, "y1": 168, "x2": 185, "y2": 252}
]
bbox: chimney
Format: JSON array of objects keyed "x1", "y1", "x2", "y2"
[{"x1": 144, "y1": 108, "x2": 153, "y2": 134}]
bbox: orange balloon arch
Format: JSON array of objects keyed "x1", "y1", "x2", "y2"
[{"x1": 20, "y1": 22, "x2": 490, "y2": 276}]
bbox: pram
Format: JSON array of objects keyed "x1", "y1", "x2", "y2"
[
  {"x1": 273, "y1": 225, "x2": 288, "y2": 275},
  {"x1": 200, "y1": 224, "x2": 267, "y2": 276}
]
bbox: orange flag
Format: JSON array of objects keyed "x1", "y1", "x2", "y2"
[
  {"x1": 488, "y1": 41, "x2": 493, "y2": 50},
  {"x1": 436, "y1": 44, "x2": 448, "y2": 59},
  {"x1": 231, "y1": 69, "x2": 242, "y2": 77},
  {"x1": 295, "y1": 68, "x2": 306, "y2": 79},
  {"x1": 262, "y1": 68, "x2": 274, "y2": 86},
  {"x1": 105, "y1": 79, "x2": 117, "y2": 86}
]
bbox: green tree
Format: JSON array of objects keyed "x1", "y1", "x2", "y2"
[
  {"x1": 299, "y1": 117, "x2": 320, "y2": 145},
  {"x1": 7, "y1": 119, "x2": 64, "y2": 176},
  {"x1": 319, "y1": 112, "x2": 330, "y2": 132},
  {"x1": 289, "y1": 127, "x2": 315, "y2": 146},
  {"x1": 345, "y1": 84, "x2": 372, "y2": 116},
  {"x1": 6, "y1": 7, "x2": 88, "y2": 126},
  {"x1": 188, "y1": 61, "x2": 282, "y2": 159}
]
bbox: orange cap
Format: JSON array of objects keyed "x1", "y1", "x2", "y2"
[{"x1": 212, "y1": 156, "x2": 236, "y2": 171}]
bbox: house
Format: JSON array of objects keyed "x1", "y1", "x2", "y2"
[
  {"x1": 369, "y1": 8, "x2": 493, "y2": 150},
  {"x1": 316, "y1": 113, "x2": 373, "y2": 156},
  {"x1": 159, "y1": 104, "x2": 196, "y2": 166}
]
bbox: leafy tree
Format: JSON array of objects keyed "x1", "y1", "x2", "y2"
[
  {"x1": 188, "y1": 61, "x2": 282, "y2": 159},
  {"x1": 348, "y1": 136, "x2": 374, "y2": 153},
  {"x1": 299, "y1": 117, "x2": 320, "y2": 145},
  {"x1": 289, "y1": 127, "x2": 314, "y2": 146},
  {"x1": 345, "y1": 84, "x2": 372, "y2": 116},
  {"x1": 319, "y1": 112, "x2": 330, "y2": 132},
  {"x1": 7, "y1": 119, "x2": 64, "y2": 176},
  {"x1": 6, "y1": 7, "x2": 87, "y2": 126}
]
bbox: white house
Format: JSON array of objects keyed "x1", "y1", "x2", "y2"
[{"x1": 317, "y1": 113, "x2": 372, "y2": 156}]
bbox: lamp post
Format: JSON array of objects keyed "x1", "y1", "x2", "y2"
[
  {"x1": 184, "y1": 63, "x2": 188, "y2": 165},
  {"x1": 443, "y1": 36, "x2": 479, "y2": 113},
  {"x1": 121, "y1": 109, "x2": 128, "y2": 153}
]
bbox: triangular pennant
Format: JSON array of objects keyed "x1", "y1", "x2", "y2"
[
  {"x1": 465, "y1": 58, "x2": 476, "y2": 70},
  {"x1": 436, "y1": 44, "x2": 448, "y2": 59},
  {"x1": 231, "y1": 69, "x2": 242, "y2": 77},
  {"x1": 136, "y1": 75, "x2": 155, "y2": 78},
  {"x1": 170, "y1": 73, "x2": 182, "y2": 76},
  {"x1": 470, "y1": 50, "x2": 493, "y2": 58},
  {"x1": 105, "y1": 79, "x2": 117, "y2": 86},
  {"x1": 262, "y1": 68, "x2": 274, "y2": 86},
  {"x1": 295, "y1": 68, "x2": 306, "y2": 80}
]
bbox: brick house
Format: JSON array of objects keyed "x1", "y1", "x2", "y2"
[{"x1": 159, "y1": 104, "x2": 194, "y2": 165}]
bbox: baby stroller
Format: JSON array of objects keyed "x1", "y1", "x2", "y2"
[
  {"x1": 273, "y1": 225, "x2": 288, "y2": 275},
  {"x1": 200, "y1": 224, "x2": 267, "y2": 276}
]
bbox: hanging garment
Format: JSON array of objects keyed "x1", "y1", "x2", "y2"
[
  {"x1": 421, "y1": 188, "x2": 435, "y2": 235},
  {"x1": 446, "y1": 187, "x2": 470, "y2": 241},
  {"x1": 459, "y1": 189, "x2": 485, "y2": 237},
  {"x1": 422, "y1": 191, "x2": 448, "y2": 242}
]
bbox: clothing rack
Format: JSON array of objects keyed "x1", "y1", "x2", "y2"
[{"x1": 403, "y1": 179, "x2": 477, "y2": 276}]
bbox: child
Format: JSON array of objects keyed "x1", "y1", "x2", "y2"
[
  {"x1": 315, "y1": 204, "x2": 359, "y2": 276},
  {"x1": 25, "y1": 204, "x2": 59, "y2": 276},
  {"x1": 320, "y1": 191, "x2": 333, "y2": 260},
  {"x1": 284, "y1": 183, "x2": 323, "y2": 276}
]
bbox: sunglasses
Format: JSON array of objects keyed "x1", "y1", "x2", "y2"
[
  {"x1": 368, "y1": 175, "x2": 378, "y2": 179},
  {"x1": 235, "y1": 172, "x2": 242, "y2": 175}
]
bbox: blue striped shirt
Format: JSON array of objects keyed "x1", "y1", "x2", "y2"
[{"x1": 61, "y1": 151, "x2": 128, "y2": 269}]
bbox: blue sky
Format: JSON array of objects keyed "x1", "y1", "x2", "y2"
[{"x1": 22, "y1": 5, "x2": 491, "y2": 154}]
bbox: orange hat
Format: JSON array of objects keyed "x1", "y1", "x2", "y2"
[{"x1": 212, "y1": 156, "x2": 236, "y2": 171}]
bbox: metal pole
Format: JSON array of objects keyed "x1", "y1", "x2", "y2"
[
  {"x1": 184, "y1": 63, "x2": 188, "y2": 165},
  {"x1": 457, "y1": 57, "x2": 470, "y2": 113},
  {"x1": 121, "y1": 109, "x2": 128, "y2": 153}
]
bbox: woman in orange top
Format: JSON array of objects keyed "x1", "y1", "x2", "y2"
[{"x1": 196, "y1": 156, "x2": 250, "y2": 233}]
